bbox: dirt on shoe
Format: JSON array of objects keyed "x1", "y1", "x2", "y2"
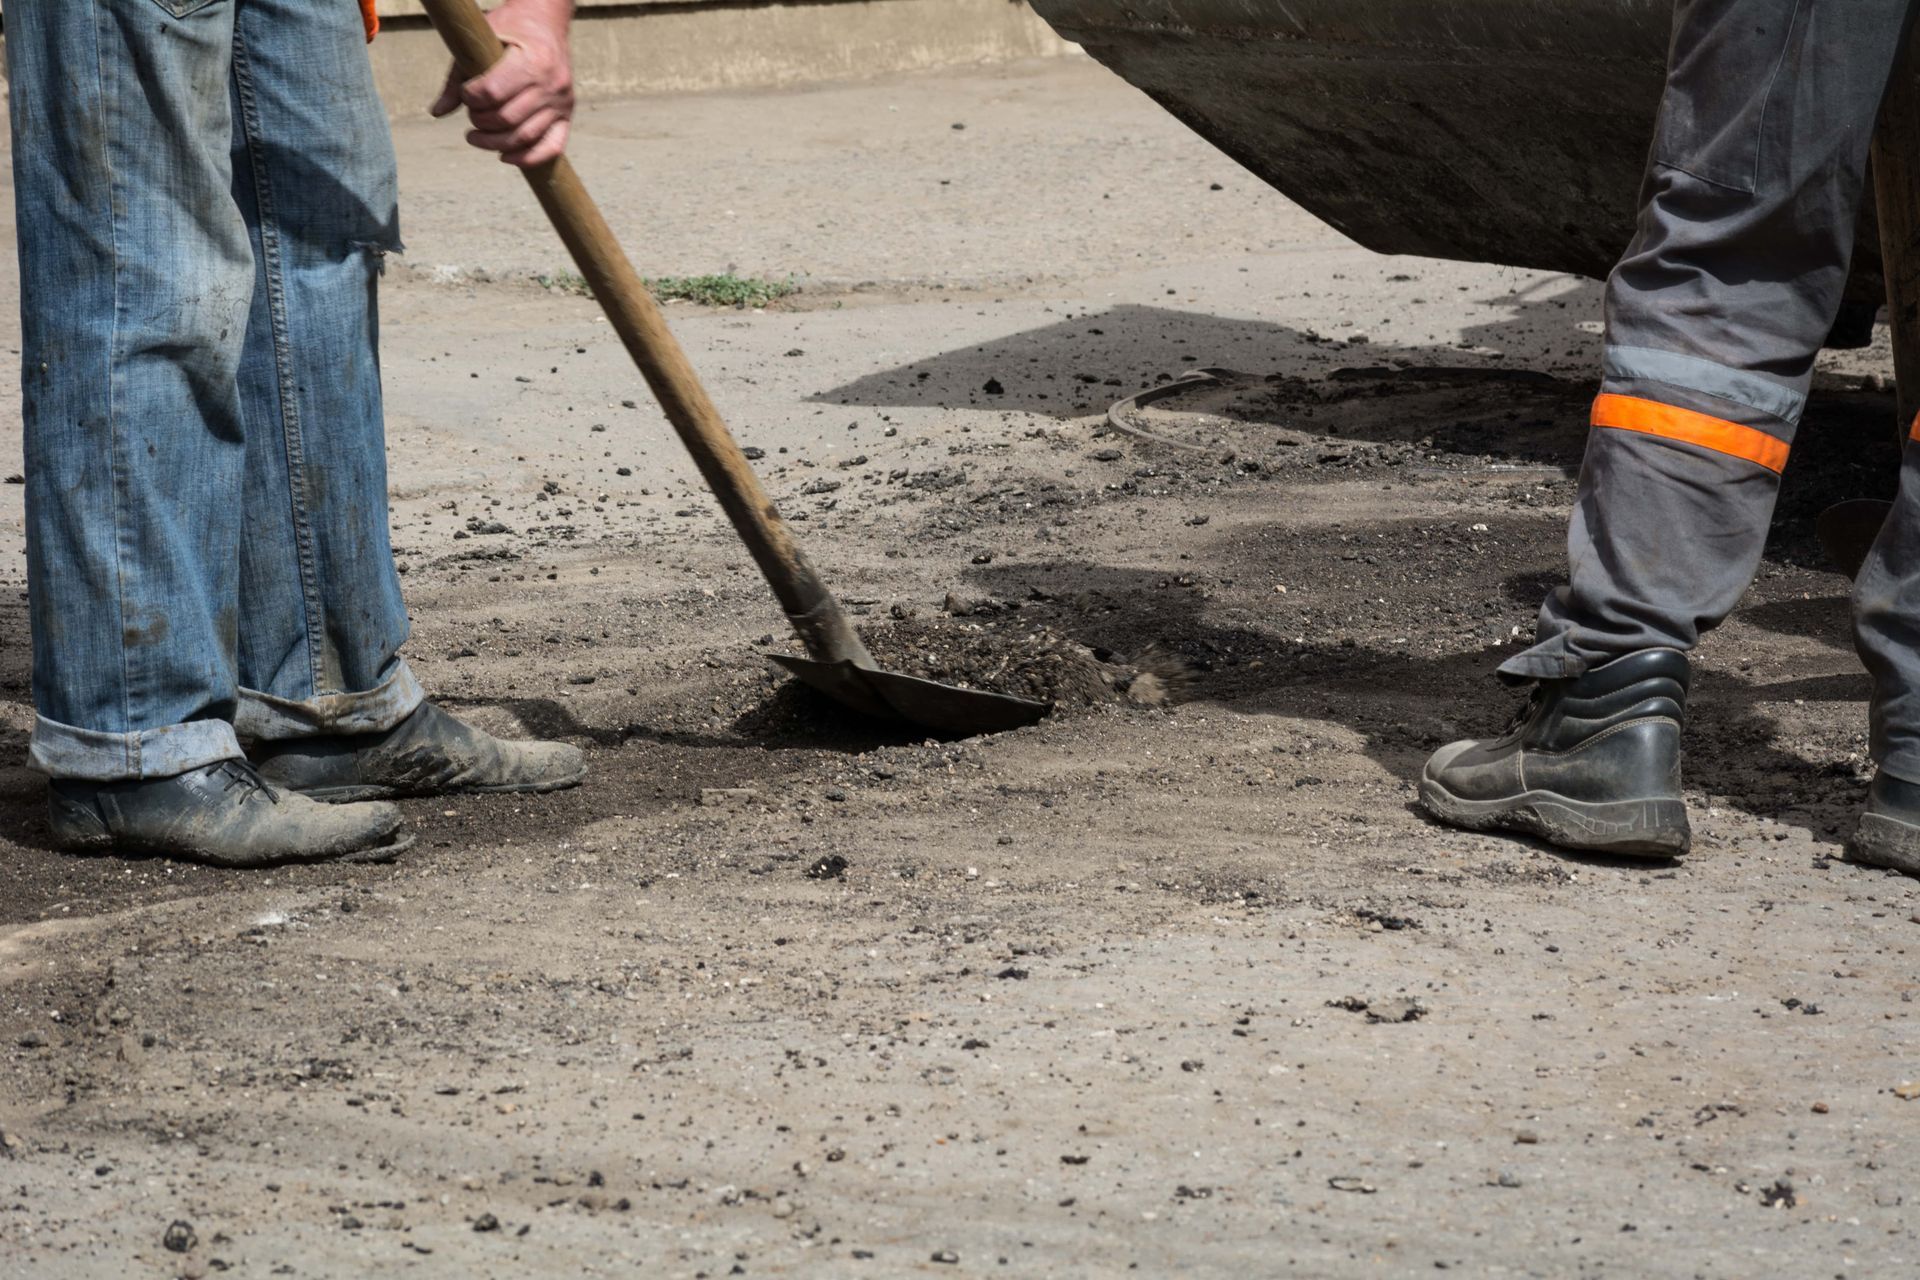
[
  {"x1": 249, "y1": 701, "x2": 588, "y2": 802},
  {"x1": 46, "y1": 760, "x2": 409, "y2": 868}
]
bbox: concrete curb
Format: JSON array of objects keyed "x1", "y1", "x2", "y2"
[{"x1": 370, "y1": 0, "x2": 1076, "y2": 108}]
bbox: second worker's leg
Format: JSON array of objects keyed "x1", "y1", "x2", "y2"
[
  {"x1": 229, "y1": 0, "x2": 583, "y2": 800},
  {"x1": 1851, "y1": 438, "x2": 1920, "y2": 875},
  {"x1": 1422, "y1": 0, "x2": 1917, "y2": 855}
]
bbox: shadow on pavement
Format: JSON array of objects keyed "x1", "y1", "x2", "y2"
[
  {"x1": 960, "y1": 540, "x2": 1868, "y2": 854},
  {"x1": 811, "y1": 294, "x2": 1602, "y2": 419}
]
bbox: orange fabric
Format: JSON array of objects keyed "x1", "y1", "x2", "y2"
[
  {"x1": 361, "y1": 0, "x2": 379, "y2": 42},
  {"x1": 1590, "y1": 393, "x2": 1790, "y2": 474},
  {"x1": 1909, "y1": 409, "x2": 1920, "y2": 443}
]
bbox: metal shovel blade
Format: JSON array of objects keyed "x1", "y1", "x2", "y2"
[
  {"x1": 768, "y1": 654, "x2": 1053, "y2": 735},
  {"x1": 1816, "y1": 498, "x2": 1893, "y2": 581}
]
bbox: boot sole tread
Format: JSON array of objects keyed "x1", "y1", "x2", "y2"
[
  {"x1": 54, "y1": 827, "x2": 414, "y2": 868},
  {"x1": 1419, "y1": 774, "x2": 1691, "y2": 858}
]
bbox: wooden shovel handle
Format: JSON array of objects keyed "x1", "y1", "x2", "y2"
[{"x1": 417, "y1": 0, "x2": 873, "y2": 667}]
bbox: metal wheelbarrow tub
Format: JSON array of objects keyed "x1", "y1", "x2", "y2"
[{"x1": 1028, "y1": 0, "x2": 1890, "y2": 336}]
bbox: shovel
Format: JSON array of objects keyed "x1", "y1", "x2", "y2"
[{"x1": 418, "y1": 0, "x2": 1049, "y2": 735}]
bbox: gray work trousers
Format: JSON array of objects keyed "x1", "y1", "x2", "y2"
[{"x1": 1503, "y1": 0, "x2": 1920, "y2": 781}]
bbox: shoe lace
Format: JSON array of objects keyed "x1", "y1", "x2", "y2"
[
  {"x1": 214, "y1": 759, "x2": 280, "y2": 806},
  {"x1": 1502, "y1": 685, "x2": 1546, "y2": 736}
]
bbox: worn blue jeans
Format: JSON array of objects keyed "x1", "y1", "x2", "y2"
[{"x1": 8, "y1": 0, "x2": 422, "y2": 781}]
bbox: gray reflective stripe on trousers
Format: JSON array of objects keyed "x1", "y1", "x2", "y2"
[{"x1": 1601, "y1": 346, "x2": 1807, "y2": 425}]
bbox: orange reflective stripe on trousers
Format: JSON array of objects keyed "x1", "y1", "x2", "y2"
[{"x1": 1590, "y1": 393, "x2": 1790, "y2": 473}]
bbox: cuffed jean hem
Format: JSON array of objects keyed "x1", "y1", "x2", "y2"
[
  {"x1": 234, "y1": 658, "x2": 425, "y2": 742},
  {"x1": 28, "y1": 716, "x2": 244, "y2": 782}
]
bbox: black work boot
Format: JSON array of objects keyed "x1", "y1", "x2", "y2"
[
  {"x1": 1849, "y1": 772, "x2": 1920, "y2": 876},
  {"x1": 249, "y1": 700, "x2": 587, "y2": 803},
  {"x1": 48, "y1": 759, "x2": 409, "y2": 867},
  {"x1": 1419, "y1": 648, "x2": 1691, "y2": 857}
]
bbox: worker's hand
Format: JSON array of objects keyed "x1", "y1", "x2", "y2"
[{"x1": 430, "y1": 0, "x2": 576, "y2": 168}]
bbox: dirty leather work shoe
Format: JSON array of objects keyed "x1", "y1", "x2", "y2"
[
  {"x1": 250, "y1": 700, "x2": 587, "y2": 803},
  {"x1": 1849, "y1": 772, "x2": 1920, "y2": 876},
  {"x1": 48, "y1": 759, "x2": 408, "y2": 868},
  {"x1": 1418, "y1": 648, "x2": 1691, "y2": 857}
]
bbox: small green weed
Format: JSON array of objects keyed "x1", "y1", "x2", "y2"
[
  {"x1": 532, "y1": 271, "x2": 798, "y2": 307},
  {"x1": 535, "y1": 270, "x2": 591, "y2": 296},
  {"x1": 646, "y1": 274, "x2": 799, "y2": 308}
]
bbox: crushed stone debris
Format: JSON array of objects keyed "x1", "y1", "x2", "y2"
[{"x1": 858, "y1": 617, "x2": 1197, "y2": 710}]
